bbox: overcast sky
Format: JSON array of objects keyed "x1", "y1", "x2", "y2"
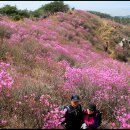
[{"x1": 0, "y1": 1, "x2": 130, "y2": 16}]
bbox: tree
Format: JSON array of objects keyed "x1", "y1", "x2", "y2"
[
  {"x1": 33, "y1": 9, "x2": 44, "y2": 18},
  {"x1": 18, "y1": 9, "x2": 30, "y2": 18},
  {"x1": 38, "y1": 1, "x2": 70, "y2": 15},
  {"x1": 0, "y1": 5, "x2": 18, "y2": 16},
  {"x1": 0, "y1": 5, "x2": 30, "y2": 21}
]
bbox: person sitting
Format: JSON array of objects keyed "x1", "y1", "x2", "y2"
[{"x1": 81, "y1": 103, "x2": 102, "y2": 129}]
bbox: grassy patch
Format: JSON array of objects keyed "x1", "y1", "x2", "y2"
[{"x1": 57, "y1": 53, "x2": 75, "y2": 66}]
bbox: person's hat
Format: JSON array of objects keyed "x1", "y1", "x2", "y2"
[
  {"x1": 88, "y1": 103, "x2": 96, "y2": 111},
  {"x1": 71, "y1": 94, "x2": 80, "y2": 102}
]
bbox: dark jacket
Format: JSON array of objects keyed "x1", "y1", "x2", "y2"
[
  {"x1": 83, "y1": 110, "x2": 102, "y2": 129},
  {"x1": 61, "y1": 104, "x2": 84, "y2": 129}
]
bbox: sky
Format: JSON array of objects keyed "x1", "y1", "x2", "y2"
[{"x1": 0, "y1": 1, "x2": 130, "y2": 16}]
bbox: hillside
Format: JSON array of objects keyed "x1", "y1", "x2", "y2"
[{"x1": 0, "y1": 10, "x2": 130, "y2": 129}]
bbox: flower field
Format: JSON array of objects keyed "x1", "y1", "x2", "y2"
[{"x1": 0, "y1": 10, "x2": 130, "y2": 129}]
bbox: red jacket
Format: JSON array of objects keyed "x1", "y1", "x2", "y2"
[{"x1": 83, "y1": 110, "x2": 101, "y2": 129}]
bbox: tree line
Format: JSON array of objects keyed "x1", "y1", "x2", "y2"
[
  {"x1": 0, "y1": 1, "x2": 130, "y2": 26},
  {"x1": 88, "y1": 11, "x2": 130, "y2": 25},
  {"x1": 0, "y1": 1, "x2": 70, "y2": 21}
]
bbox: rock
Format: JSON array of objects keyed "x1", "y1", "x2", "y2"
[{"x1": 119, "y1": 41, "x2": 123, "y2": 47}]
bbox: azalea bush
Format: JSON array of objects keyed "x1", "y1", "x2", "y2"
[{"x1": 0, "y1": 62, "x2": 14, "y2": 128}]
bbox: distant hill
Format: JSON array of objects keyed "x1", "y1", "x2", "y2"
[
  {"x1": 119, "y1": 15, "x2": 130, "y2": 18},
  {"x1": 88, "y1": 11, "x2": 130, "y2": 25},
  {"x1": 126, "y1": 15, "x2": 130, "y2": 18}
]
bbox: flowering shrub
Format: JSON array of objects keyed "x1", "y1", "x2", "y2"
[
  {"x1": 0, "y1": 62, "x2": 14, "y2": 91},
  {"x1": 0, "y1": 62, "x2": 14, "y2": 128},
  {"x1": 62, "y1": 58, "x2": 130, "y2": 128},
  {"x1": 42, "y1": 106, "x2": 67, "y2": 129},
  {"x1": 0, "y1": 120, "x2": 8, "y2": 128}
]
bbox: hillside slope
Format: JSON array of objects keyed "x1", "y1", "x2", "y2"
[{"x1": 0, "y1": 10, "x2": 130, "y2": 129}]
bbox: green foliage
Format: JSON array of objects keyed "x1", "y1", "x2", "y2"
[
  {"x1": 41, "y1": 48, "x2": 49, "y2": 54},
  {"x1": 110, "y1": 48, "x2": 128, "y2": 62},
  {"x1": 11, "y1": 14, "x2": 23, "y2": 21},
  {"x1": 57, "y1": 54, "x2": 75, "y2": 66},
  {"x1": 0, "y1": 5, "x2": 30, "y2": 21},
  {"x1": 38, "y1": 1, "x2": 70, "y2": 15},
  {"x1": 116, "y1": 53, "x2": 127, "y2": 62},
  {"x1": 0, "y1": 3, "x2": 130, "y2": 25},
  {"x1": 18, "y1": 9, "x2": 30, "y2": 18},
  {"x1": 32, "y1": 10, "x2": 42, "y2": 18},
  {"x1": 0, "y1": 2, "x2": 69, "y2": 19},
  {"x1": 71, "y1": 7, "x2": 75, "y2": 11},
  {"x1": 0, "y1": 5, "x2": 18, "y2": 15}
]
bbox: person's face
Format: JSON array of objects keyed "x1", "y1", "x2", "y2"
[
  {"x1": 87, "y1": 108, "x2": 95, "y2": 115},
  {"x1": 71, "y1": 101, "x2": 79, "y2": 107}
]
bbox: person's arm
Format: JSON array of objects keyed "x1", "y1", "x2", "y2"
[
  {"x1": 60, "y1": 106, "x2": 68, "y2": 126},
  {"x1": 79, "y1": 106, "x2": 85, "y2": 127}
]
